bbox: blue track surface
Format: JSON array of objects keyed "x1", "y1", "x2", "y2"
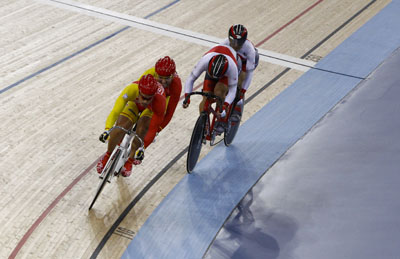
[
  {"x1": 123, "y1": 1, "x2": 400, "y2": 258},
  {"x1": 206, "y1": 40, "x2": 400, "y2": 259}
]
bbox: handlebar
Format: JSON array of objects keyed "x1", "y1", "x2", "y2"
[
  {"x1": 100, "y1": 126, "x2": 144, "y2": 148},
  {"x1": 183, "y1": 91, "x2": 223, "y2": 111}
]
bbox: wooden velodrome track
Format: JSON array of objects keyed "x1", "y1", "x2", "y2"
[{"x1": 0, "y1": 0, "x2": 391, "y2": 258}]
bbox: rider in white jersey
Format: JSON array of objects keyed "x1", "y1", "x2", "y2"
[
  {"x1": 183, "y1": 44, "x2": 238, "y2": 113},
  {"x1": 221, "y1": 24, "x2": 259, "y2": 106}
]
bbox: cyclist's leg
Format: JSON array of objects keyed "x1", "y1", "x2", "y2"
[
  {"x1": 238, "y1": 71, "x2": 246, "y2": 91},
  {"x1": 214, "y1": 81, "x2": 228, "y2": 100},
  {"x1": 129, "y1": 109, "x2": 152, "y2": 159},
  {"x1": 143, "y1": 96, "x2": 170, "y2": 148},
  {"x1": 214, "y1": 79, "x2": 229, "y2": 111},
  {"x1": 120, "y1": 106, "x2": 149, "y2": 176},
  {"x1": 98, "y1": 103, "x2": 138, "y2": 174},
  {"x1": 213, "y1": 79, "x2": 230, "y2": 134},
  {"x1": 199, "y1": 75, "x2": 218, "y2": 113},
  {"x1": 107, "y1": 102, "x2": 139, "y2": 153}
]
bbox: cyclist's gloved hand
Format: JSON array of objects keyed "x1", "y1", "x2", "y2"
[
  {"x1": 133, "y1": 147, "x2": 145, "y2": 165},
  {"x1": 182, "y1": 93, "x2": 190, "y2": 108},
  {"x1": 219, "y1": 102, "x2": 230, "y2": 118},
  {"x1": 239, "y1": 88, "x2": 246, "y2": 100},
  {"x1": 99, "y1": 130, "x2": 110, "y2": 143}
]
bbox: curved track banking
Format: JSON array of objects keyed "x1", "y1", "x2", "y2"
[
  {"x1": 92, "y1": 1, "x2": 379, "y2": 256},
  {"x1": 5, "y1": 0, "x2": 382, "y2": 258}
]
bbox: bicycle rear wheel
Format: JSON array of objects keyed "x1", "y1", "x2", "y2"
[
  {"x1": 89, "y1": 149, "x2": 121, "y2": 210},
  {"x1": 224, "y1": 101, "x2": 244, "y2": 146},
  {"x1": 187, "y1": 113, "x2": 207, "y2": 173}
]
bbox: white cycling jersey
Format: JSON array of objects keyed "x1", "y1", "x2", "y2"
[
  {"x1": 221, "y1": 38, "x2": 257, "y2": 91},
  {"x1": 184, "y1": 44, "x2": 238, "y2": 105}
]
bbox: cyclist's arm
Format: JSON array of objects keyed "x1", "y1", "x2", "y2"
[
  {"x1": 143, "y1": 95, "x2": 166, "y2": 148},
  {"x1": 105, "y1": 84, "x2": 136, "y2": 130},
  {"x1": 160, "y1": 77, "x2": 182, "y2": 130},
  {"x1": 184, "y1": 57, "x2": 207, "y2": 94},
  {"x1": 244, "y1": 41, "x2": 257, "y2": 72},
  {"x1": 241, "y1": 69, "x2": 254, "y2": 91},
  {"x1": 225, "y1": 60, "x2": 239, "y2": 105},
  {"x1": 241, "y1": 41, "x2": 257, "y2": 91},
  {"x1": 225, "y1": 83, "x2": 238, "y2": 105},
  {"x1": 184, "y1": 72, "x2": 198, "y2": 94}
]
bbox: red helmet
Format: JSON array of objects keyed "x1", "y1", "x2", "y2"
[
  {"x1": 155, "y1": 56, "x2": 176, "y2": 76},
  {"x1": 139, "y1": 74, "x2": 158, "y2": 96},
  {"x1": 207, "y1": 54, "x2": 228, "y2": 79}
]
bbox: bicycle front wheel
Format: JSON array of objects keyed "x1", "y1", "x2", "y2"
[
  {"x1": 187, "y1": 113, "x2": 207, "y2": 173},
  {"x1": 89, "y1": 149, "x2": 121, "y2": 210}
]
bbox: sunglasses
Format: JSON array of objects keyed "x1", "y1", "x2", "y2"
[
  {"x1": 229, "y1": 38, "x2": 245, "y2": 48},
  {"x1": 156, "y1": 74, "x2": 173, "y2": 81},
  {"x1": 139, "y1": 92, "x2": 154, "y2": 101}
]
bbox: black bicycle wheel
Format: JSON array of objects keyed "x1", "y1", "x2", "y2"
[
  {"x1": 224, "y1": 101, "x2": 244, "y2": 146},
  {"x1": 187, "y1": 113, "x2": 207, "y2": 173},
  {"x1": 89, "y1": 149, "x2": 121, "y2": 210}
]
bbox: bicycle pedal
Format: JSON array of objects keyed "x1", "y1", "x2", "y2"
[
  {"x1": 215, "y1": 130, "x2": 223, "y2": 136},
  {"x1": 210, "y1": 132, "x2": 216, "y2": 145},
  {"x1": 99, "y1": 172, "x2": 106, "y2": 179}
]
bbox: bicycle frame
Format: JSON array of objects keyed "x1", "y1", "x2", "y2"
[
  {"x1": 100, "y1": 127, "x2": 141, "y2": 178},
  {"x1": 185, "y1": 91, "x2": 224, "y2": 146},
  {"x1": 89, "y1": 125, "x2": 144, "y2": 210}
]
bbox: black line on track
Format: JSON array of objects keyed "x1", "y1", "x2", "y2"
[
  {"x1": 90, "y1": 0, "x2": 377, "y2": 257},
  {"x1": 53, "y1": 0, "x2": 368, "y2": 79},
  {"x1": 90, "y1": 148, "x2": 188, "y2": 259},
  {"x1": 260, "y1": 52, "x2": 365, "y2": 79},
  {"x1": 51, "y1": 0, "x2": 219, "y2": 45},
  {"x1": 205, "y1": 0, "x2": 378, "y2": 257}
]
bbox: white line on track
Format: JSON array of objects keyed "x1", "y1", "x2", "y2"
[{"x1": 36, "y1": 0, "x2": 316, "y2": 71}]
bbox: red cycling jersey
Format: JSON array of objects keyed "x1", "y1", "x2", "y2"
[{"x1": 142, "y1": 71, "x2": 182, "y2": 148}]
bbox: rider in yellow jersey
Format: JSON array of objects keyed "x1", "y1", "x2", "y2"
[{"x1": 97, "y1": 74, "x2": 166, "y2": 177}]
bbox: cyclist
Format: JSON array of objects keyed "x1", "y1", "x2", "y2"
[
  {"x1": 139, "y1": 56, "x2": 182, "y2": 149},
  {"x1": 97, "y1": 74, "x2": 166, "y2": 177},
  {"x1": 221, "y1": 24, "x2": 259, "y2": 113},
  {"x1": 183, "y1": 44, "x2": 238, "y2": 133}
]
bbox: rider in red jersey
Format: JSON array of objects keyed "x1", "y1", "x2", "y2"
[{"x1": 141, "y1": 56, "x2": 182, "y2": 148}]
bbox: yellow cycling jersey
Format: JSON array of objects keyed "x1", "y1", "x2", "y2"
[
  {"x1": 139, "y1": 67, "x2": 157, "y2": 80},
  {"x1": 104, "y1": 67, "x2": 163, "y2": 130},
  {"x1": 105, "y1": 81, "x2": 140, "y2": 130}
]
